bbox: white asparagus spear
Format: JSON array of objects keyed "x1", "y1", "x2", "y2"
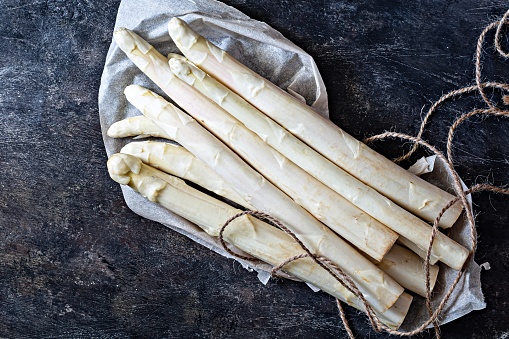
[
  {"x1": 398, "y1": 237, "x2": 439, "y2": 265},
  {"x1": 113, "y1": 28, "x2": 398, "y2": 261},
  {"x1": 118, "y1": 81, "x2": 403, "y2": 313},
  {"x1": 120, "y1": 141, "x2": 253, "y2": 209},
  {"x1": 167, "y1": 17, "x2": 463, "y2": 229},
  {"x1": 368, "y1": 244, "x2": 439, "y2": 298},
  {"x1": 117, "y1": 140, "x2": 439, "y2": 295},
  {"x1": 108, "y1": 116, "x2": 170, "y2": 139},
  {"x1": 169, "y1": 57, "x2": 469, "y2": 270},
  {"x1": 107, "y1": 153, "x2": 412, "y2": 329}
]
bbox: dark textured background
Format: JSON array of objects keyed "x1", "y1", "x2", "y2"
[{"x1": 1, "y1": 1, "x2": 509, "y2": 338}]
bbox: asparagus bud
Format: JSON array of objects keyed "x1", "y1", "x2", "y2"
[
  {"x1": 108, "y1": 116, "x2": 170, "y2": 139},
  {"x1": 167, "y1": 17, "x2": 463, "y2": 229},
  {"x1": 107, "y1": 153, "x2": 412, "y2": 329}
]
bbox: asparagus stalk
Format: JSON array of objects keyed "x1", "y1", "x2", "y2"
[
  {"x1": 169, "y1": 57, "x2": 469, "y2": 270},
  {"x1": 108, "y1": 116, "x2": 170, "y2": 139},
  {"x1": 167, "y1": 17, "x2": 463, "y2": 229},
  {"x1": 398, "y1": 237, "x2": 440, "y2": 265},
  {"x1": 120, "y1": 141, "x2": 253, "y2": 209},
  {"x1": 113, "y1": 28, "x2": 399, "y2": 262},
  {"x1": 107, "y1": 153, "x2": 412, "y2": 329},
  {"x1": 117, "y1": 81, "x2": 403, "y2": 313},
  {"x1": 369, "y1": 244, "x2": 439, "y2": 298}
]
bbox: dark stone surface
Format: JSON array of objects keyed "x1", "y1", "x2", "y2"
[{"x1": 1, "y1": 1, "x2": 509, "y2": 338}]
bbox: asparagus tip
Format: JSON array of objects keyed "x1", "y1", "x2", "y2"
[
  {"x1": 168, "y1": 17, "x2": 186, "y2": 37},
  {"x1": 106, "y1": 122, "x2": 122, "y2": 138},
  {"x1": 168, "y1": 17, "x2": 200, "y2": 51},
  {"x1": 107, "y1": 153, "x2": 142, "y2": 185},
  {"x1": 124, "y1": 84, "x2": 147, "y2": 99},
  {"x1": 168, "y1": 57, "x2": 189, "y2": 75},
  {"x1": 169, "y1": 57, "x2": 206, "y2": 83},
  {"x1": 120, "y1": 142, "x2": 144, "y2": 157},
  {"x1": 114, "y1": 27, "x2": 128, "y2": 34},
  {"x1": 114, "y1": 27, "x2": 135, "y2": 52},
  {"x1": 168, "y1": 17, "x2": 184, "y2": 28},
  {"x1": 114, "y1": 28, "x2": 153, "y2": 55}
]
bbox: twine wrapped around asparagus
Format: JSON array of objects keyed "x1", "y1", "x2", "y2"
[
  {"x1": 106, "y1": 25, "x2": 454, "y2": 331},
  {"x1": 113, "y1": 140, "x2": 440, "y2": 298}
]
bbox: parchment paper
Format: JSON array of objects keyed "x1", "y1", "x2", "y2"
[{"x1": 98, "y1": 0, "x2": 485, "y2": 330}]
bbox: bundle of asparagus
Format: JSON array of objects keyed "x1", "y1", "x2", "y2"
[{"x1": 105, "y1": 19, "x2": 470, "y2": 329}]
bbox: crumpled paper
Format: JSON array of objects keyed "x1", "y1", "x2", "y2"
[
  {"x1": 398, "y1": 156, "x2": 485, "y2": 329},
  {"x1": 98, "y1": 0, "x2": 485, "y2": 330},
  {"x1": 407, "y1": 155, "x2": 437, "y2": 175}
]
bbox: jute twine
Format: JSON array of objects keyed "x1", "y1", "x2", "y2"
[{"x1": 218, "y1": 9, "x2": 509, "y2": 338}]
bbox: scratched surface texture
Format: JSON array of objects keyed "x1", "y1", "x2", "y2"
[{"x1": 1, "y1": 0, "x2": 509, "y2": 338}]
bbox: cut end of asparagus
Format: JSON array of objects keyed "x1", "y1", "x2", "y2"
[
  {"x1": 386, "y1": 292, "x2": 413, "y2": 329},
  {"x1": 374, "y1": 244, "x2": 440, "y2": 298},
  {"x1": 107, "y1": 153, "x2": 142, "y2": 185},
  {"x1": 450, "y1": 245, "x2": 470, "y2": 271}
]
